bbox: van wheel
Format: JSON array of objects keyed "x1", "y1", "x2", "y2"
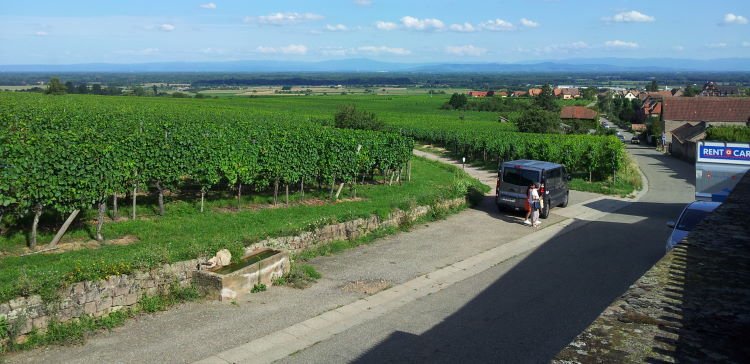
[
  {"x1": 541, "y1": 199, "x2": 550, "y2": 219},
  {"x1": 560, "y1": 192, "x2": 569, "y2": 208}
]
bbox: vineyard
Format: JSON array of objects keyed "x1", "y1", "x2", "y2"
[
  {"x1": 192, "y1": 94, "x2": 625, "y2": 179},
  {"x1": 0, "y1": 93, "x2": 413, "y2": 247}
]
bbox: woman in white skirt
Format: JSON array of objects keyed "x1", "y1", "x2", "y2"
[{"x1": 530, "y1": 183, "x2": 541, "y2": 227}]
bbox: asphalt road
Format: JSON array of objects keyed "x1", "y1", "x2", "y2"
[{"x1": 279, "y1": 145, "x2": 695, "y2": 363}]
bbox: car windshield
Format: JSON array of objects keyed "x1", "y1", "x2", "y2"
[
  {"x1": 502, "y1": 168, "x2": 540, "y2": 186},
  {"x1": 676, "y1": 209, "x2": 711, "y2": 231}
]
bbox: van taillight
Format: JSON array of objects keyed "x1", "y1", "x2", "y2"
[
  {"x1": 540, "y1": 184, "x2": 545, "y2": 195},
  {"x1": 496, "y1": 179, "x2": 501, "y2": 191}
]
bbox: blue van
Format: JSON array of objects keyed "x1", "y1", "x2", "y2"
[{"x1": 495, "y1": 160, "x2": 571, "y2": 218}]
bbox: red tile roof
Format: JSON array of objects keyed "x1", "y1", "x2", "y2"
[
  {"x1": 528, "y1": 88, "x2": 543, "y2": 97},
  {"x1": 468, "y1": 91, "x2": 488, "y2": 97},
  {"x1": 560, "y1": 106, "x2": 597, "y2": 120},
  {"x1": 662, "y1": 97, "x2": 750, "y2": 122}
]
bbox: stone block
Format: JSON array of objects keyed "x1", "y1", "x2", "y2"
[
  {"x1": 97, "y1": 297, "x2": 113, "y2": 312},
  {"x1": 114, "y1": 285, "x2": 130, "y2": 297},
  {"x1": 8, "y1": 297, "x2": 26, "y2": 310},
  {"x1": 0, "y1": 303, "x2": 10, "y2": 316},
  {"x1": 73, "y1": 282, "x2": 86, "y2": 295},
  {"x1": 32, "y1": 316, "x2": 49, "y2": 330},
  {"x1": 125, "y1": 293, "x2": 138, "y2": 306},
  {"x1": 112, "y1": 295, "x2": 125, "y2": 307},
  {"x1": 84, "y1": 301, "x2": 97, "y2": 315}
]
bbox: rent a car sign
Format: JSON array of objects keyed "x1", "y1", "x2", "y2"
[{"x1": 697, "y1": 142, "x2": 750, "y2": 165}]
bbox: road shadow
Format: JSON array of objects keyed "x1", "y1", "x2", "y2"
[{"x1": 353, "y1": 196, "x2": 686, "y2": 363}]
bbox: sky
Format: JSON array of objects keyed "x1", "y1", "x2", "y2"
[{"x1": 1, "y1": 0, "x2": 749, "y2": 65}]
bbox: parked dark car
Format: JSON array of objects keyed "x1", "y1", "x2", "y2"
[
  {"x1": 495, "y1": 160, "x2": 570, "y2": 219},
  {"x1": 666, "y1": 201, "x2": 721, "y2": 251},
  {"x1": 631, "y1": 136, "x2": 640, "y2": 144}
]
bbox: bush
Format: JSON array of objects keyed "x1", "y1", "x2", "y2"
[
  {"x1": 334, "y1": 105, "x2": 385, "y2": 131},
  {"x1": 706, "y1": 126, "x2": 750, "y2": 142}
]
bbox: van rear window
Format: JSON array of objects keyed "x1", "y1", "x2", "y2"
[{"x1": 503, "y1": 168, "x2": 540, "y2": 186}]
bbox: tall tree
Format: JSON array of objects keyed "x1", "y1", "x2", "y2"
[
  {"x1": 447, "y1": 93, "x2": 468, "y2": 109},
  {"x1": 91, "y1": 84, "x2": 102, "y2": 94},
  {"x1": 45, "y1": 77, "x2": 66, "y2": 95},
  {"x1": 517, "y1": 108, "x2": 561, "y2": 134},
  {"x1": 77, "y1": 83, "x2": 88, "y2": 94},
  {"x1": 647, "y1": 80, "x2": 659, "y2": 92},
  {"x1": 65, "y1": 81, "x2": 76, "y2": 94},
  {"x1": 533, "y1": 84, "x2": 559, "y2": 112}
]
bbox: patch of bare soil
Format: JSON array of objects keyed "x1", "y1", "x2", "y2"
[
  {"x1": 340, "y1": 279, "x2": 391, "y2": 295},
  {"x1": 213, "y1": 197, "x2": 367, "y2": 213},
  {"x1": 14, "y1": 235, "x2": 140, "y2": 257}
]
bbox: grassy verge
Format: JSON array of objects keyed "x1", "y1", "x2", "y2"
[
  {"x1": 0, "y1": 157, "x2": 486, "y2": 303},
  {"x1": 416, "y1": 143, "x2": 643, "y2": 197},
  {"x1": 1, "y1": 283, "x2": 201, "y2": 353},
  {"x1": 568, "y1": 153, "x2": 643, "y2": 197}
]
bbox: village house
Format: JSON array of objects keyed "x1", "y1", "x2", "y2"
[
  {"x1": 661, "y1": 97, "x2": 750, "y2": 146},
  {"x1": 670, "y1": 121, "x2": 708, "y2": 163},
  {"x1": 621, "y1": 90, "x2": 638, "y2": 101},
  {"x1": 639, "y1": 95, "x2": 664, "y2": 122},
  {"x1": 700, "y1": 81, "x2": 741, "y2": 97},
  {"x1": 560, "y1": 88, "x2": 580, "y2": 99},
  {"x1": 496, "y1": 91, "x2": 508, "y2": 98},
  {"x1": 468, "y1": 91, "x2": 489, "y2": 97},
  {"x1": 528, "y1": 88, "x2": 543, "y2": 97},
  {"x1": 512, "y1": 90, "x2": 528, "y2": 97},
  {"x1": 560, "y1": 106, "x2": 597, "y2": 120}
]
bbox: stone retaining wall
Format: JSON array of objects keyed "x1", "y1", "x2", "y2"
[{"x1": 0, "y1": 198, "x2": 465, "y2": 343}]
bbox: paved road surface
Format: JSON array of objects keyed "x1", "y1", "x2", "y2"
[{"x1": 279, "y1": 145, "x2": 694, "y2": 363}]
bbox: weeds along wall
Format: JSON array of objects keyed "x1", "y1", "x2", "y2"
[{"x1": 0, "y1": 92, "x2": 413, "y2": 236}]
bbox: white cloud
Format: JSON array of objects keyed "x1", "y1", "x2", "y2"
[
  {"x1": 480, "y1": 19, "x2": 514, "y2": 31},
  {"x1": 673, "y1": 45, "x2": 685, "y2": 51},
  {"x1": 325, "y1": 24, "x2": 348, "y2": 32},
  {"x1": 159, "y1": 23, "x2": 175, "y2": 32},
  {"x1": 449, "y1": 23, "x2": 477, "y2": 32},
  {"x1": 199, "y1": 2, "x2": 216, "y2": 9},
  {"x1": 250, "y1": 12, "x2": 323, "y2": 25},
  {"x1": 519, "y1": 18, "x2": 539, "y2": 28},
  {"x1": 605, "y1": 10, "x2": 655, "y2": 23},
  {"x1": 358, "y1": 46, "x2": 411, "y2": 55},
  {"x1": 604, "y1": 40, "x2": 639, "y2": 49},
  {"x1": 400, "y1": 16, "x2": 444, "y2": 31},
  {"x1": 375, "y1": 21, "x2": 398, "y2": 30},
  {"x1": 542, "y1": 41, "x2": 589, "y2": 53},
  {"x1": 34, "y1": 31, "x2": 48, "y2": 36},
  {"x1": 256, "y1": 44, "x2": 308, "y2": 55},
  {"x1": 116, "y1": 48, "x2": 160, "y2": 56},
  {"x1": 200, "y1": 48, "x2": 224, "y2": 54},
  {"x1": 445, "y1": 45, "x2": 487, "y2": 56},
  {"x1": 722, "y1": 13, "x2": 748, "y2": 25},
  {"x1": 354, "y1": 0, "x2": 372, "y2": 6},
  {"x1": 743, "y1": 41, "x2": 750, "y2": 48},
  {"x1": 321, "y1": 47, "x2": 353, "y2": 57},
  {"x1": 707, "y1": 42, "x2": 727, "y2": 48}
]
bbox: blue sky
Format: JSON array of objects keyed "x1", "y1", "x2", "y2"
[{"x1": 1, "y1": 0, "x2": 749, "y2": 64}]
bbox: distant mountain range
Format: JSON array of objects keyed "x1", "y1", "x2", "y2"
[{"x1": 2, "y1": 57, "x2": 749, "y2": 73}]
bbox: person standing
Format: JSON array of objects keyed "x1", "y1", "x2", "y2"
[
  {"x1": 523, "y1": 183, "x2": 533, "y2": 225},
  {"x1": 530, "y1": 183, "x2": 541, "y2": 227}
]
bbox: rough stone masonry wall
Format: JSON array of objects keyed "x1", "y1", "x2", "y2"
[
  {"x1": 554, "y1": 172, "x2": 750, "y2": 363},
  {"x1": 0, "y1": 197, "x2": 465, "y2": 343},
  {"x1": 0, "y1": 259, "x2": 203, "y2": 344}
]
